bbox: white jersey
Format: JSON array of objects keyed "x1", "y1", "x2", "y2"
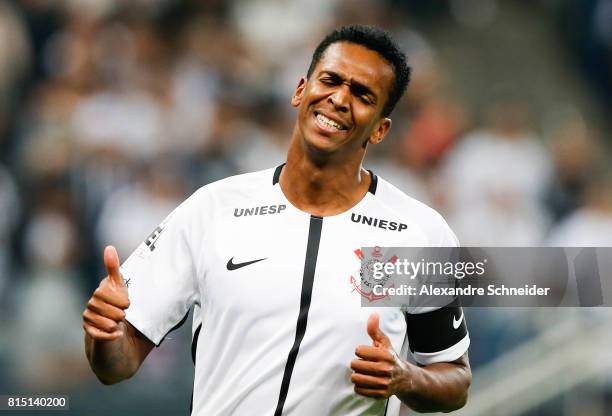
[{"x1": 122, "y1": 165, "x2": 469, "y2": 416}]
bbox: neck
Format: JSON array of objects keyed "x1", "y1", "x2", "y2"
[{"x1": 279, "y1": 130, "x2": 371, "y2": 217}]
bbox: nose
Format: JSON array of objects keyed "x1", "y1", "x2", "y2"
[{"x1": 328, "y1": 85, "x2": 349, "y2": 113}]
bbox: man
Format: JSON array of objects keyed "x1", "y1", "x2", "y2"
[{"x1": 83, "y1": 25, "x2": 471, "y2": 415}]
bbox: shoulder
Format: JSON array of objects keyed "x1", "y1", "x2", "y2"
[
  {"x1": 151, "y1": 167, "x2": 278, "y2": 228},
  {"x1": 198, "y1": 167, "x2": 277, "y2": 194},
  {"x1": 374, "y1": 175, "x2": 446, "y2": 226},
  {"x1": 185, "y1": 167, "x2": 278, "y2": 207},
  {"x1": 374, "y1": 175, "x2": 459, "y2": 246}
]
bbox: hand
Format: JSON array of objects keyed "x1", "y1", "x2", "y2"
[
  {"x1": 350, "y1": 313, "x2": 409, "y2": 400},
  {"x1": 82, "y1": 246, "x2": 130, "y2": 341}
]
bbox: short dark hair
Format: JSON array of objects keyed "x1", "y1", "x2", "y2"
[{"x1": 306, "y1": 25, "x2": 411, "y2": 117}]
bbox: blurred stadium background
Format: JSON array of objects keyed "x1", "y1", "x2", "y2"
[{"x1": 1, "y1": 0, "x2": 612, "y2": 414}]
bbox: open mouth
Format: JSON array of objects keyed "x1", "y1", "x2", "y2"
[{"x1": 314, "y1": 111, "x2": 348, "y2": 132}]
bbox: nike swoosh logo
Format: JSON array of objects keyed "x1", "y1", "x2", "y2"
[
  {"x1": 227, "y1": 257, "x2": 267, "y2": 271},
  {"x1": 453, "y1": 312, "x2": 464, "y2": 329}
]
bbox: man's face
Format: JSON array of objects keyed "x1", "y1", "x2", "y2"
[{"x1": 292, "y1": 42, "x2": 394, "y2": 156}]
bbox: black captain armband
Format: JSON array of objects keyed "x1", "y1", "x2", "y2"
[{"x1": 404, "y1": 297, "x2": 468, "y2": 357}]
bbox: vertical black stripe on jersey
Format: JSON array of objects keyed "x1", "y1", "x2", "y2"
[
  {"x1": 273, "y1": 163, "x2": 285, "y2": 185},
  {"x1": 367, "y1": 170, "x2": 378, "y2": 194},
  {"x1": 189, "y1": 323, "x2": 202, "y2": 415},
  {"x1": 191, "y1": 323, "x2": 202, "y2": 364},
  {"x1": 274, "y1": 215, "x2": 323, "y2": 416}
]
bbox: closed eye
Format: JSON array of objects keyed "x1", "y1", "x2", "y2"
[
  {"x1": 317, "y1": 70, "x2": 377, "y2": 104},
  {"x1": 351, "y1": 85, "x2": 375, "y2": 105},
  {"x1": 319, "y1": 74, "x2": 342, "y2": 85},
  {"x1": 358, "y1": 94, "x2": 373, "y2": 104}
]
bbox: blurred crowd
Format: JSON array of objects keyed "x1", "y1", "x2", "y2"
[{"x1": 0, "y1": 0, "x2": 611, "y2": 409}]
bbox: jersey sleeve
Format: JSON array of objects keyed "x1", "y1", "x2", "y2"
[
  {"x1": 404, "y1": 217, "x2": 468, "y2": 365},
  {"x1": 434, "y1": 210, "x2": 460, "y2": 247},
  {"x1": 404, "y1": 298, "x2": 469, "y2": 365},
  {"x1": 121, "y1": 192, "x2": 202, "y2": 346}
]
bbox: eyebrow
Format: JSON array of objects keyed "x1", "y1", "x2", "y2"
[{"x1": 320, "y1": 70, "x2": 378, "y2": 101}]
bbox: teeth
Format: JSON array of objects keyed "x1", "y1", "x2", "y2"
[{"x1": 316, "y1": 113, "x2": 344, "y2": 130}]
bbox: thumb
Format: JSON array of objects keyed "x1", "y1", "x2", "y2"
[
  {"x1": 367, "y1": 313, "x2": 391, "y2": 348},
  {"x1": 104, "y1": 245, "x2": 124, "y2": 287}
]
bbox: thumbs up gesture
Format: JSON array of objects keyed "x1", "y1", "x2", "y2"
[
  {"x1": 82, "y1": 246, "x2": 131, "y2": 341},
  {"x1": 350, "y1": 313, "x2": 409, "y2": 400}
]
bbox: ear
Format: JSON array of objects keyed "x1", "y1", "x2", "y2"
[
  {"x1": 368, "y1": 117, "x2": 392, "y2": 145},
  {"x1": 291, "y1": 78, "x2": 306, "y2": 107}
]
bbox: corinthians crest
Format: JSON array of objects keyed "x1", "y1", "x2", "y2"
[{"x1": 350, "y1": 246, "x2": 398, "y2": 302}]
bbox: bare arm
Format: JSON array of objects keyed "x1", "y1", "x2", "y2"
[
  {"x1": 84, "y1": 321, "x2": 154, "y2": 385},
  {"x1": 391, "y1": 353, "x2": 471, "y2": 412},
  {"x1": 83, "y1": 246, "x2": 154, "y2": 385},
  {"x1": 351, "y1": 313, "x2": 471, "y2": 413}
]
